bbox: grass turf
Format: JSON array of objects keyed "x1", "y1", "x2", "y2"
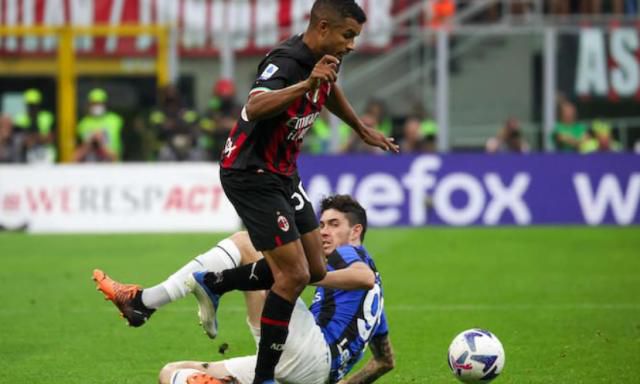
[{"x1": 0, "y1": 227, "x2": 639, "y2": 383}]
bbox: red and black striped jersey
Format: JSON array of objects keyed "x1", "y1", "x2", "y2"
[{"x1": 221, "y1": 34, "x2": 332, "y2": 177}]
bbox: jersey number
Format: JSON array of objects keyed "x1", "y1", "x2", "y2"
[
  {"x1": 291, "y1": 181, "x2": 311, "y2": 211},
  {"x1": 357, "y1": 283, "x2": 383, "y2": 340}
]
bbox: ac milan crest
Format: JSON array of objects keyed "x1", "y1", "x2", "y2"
[{"x1": 277, "y1": 215, "x2": 290, "y2": 232}]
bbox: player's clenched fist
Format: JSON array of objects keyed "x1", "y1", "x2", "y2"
[{"x1": 307, "y1": 54, "x2": 340, "y2": 89}]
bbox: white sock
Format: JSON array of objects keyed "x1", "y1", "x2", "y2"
[
  {"x1": 170, "y1": 368, "x2": 201, "y2": 384},
  {"x1": 141, "y1": 238, "x2": 242, "y2": 309}
]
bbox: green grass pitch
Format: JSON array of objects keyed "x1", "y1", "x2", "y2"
[{"x1": 1, "y1": 227, "x2": 639, "y2": 383}]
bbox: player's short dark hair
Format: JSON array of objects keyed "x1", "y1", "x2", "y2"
[
  {"x1": 310, "y1": 0, "x2": 367, "y2": 26},
  {"x1": 320, "y1": 194, "x2": 368, "y2": 242}
]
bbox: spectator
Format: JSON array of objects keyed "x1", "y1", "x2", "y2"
[
  {"x1": 410, "y1": 102, "x2": 439, "y2": 145},
  {"x1": 580, "y1": 0, "x2": 625, "y2": 14},
  {"x1": 399, "y1": 116, "x2": 435, "y2": 153},
  {"x1": 199, "y1": 79, "x2": 241, "y2": 159},
  {"x1": 364, "y1": 99, "x2": 393, "y2": 138},
  {"x1": 13, "y1": 88, "x2": 56, "y2": 163},
  {"x1": 548, "y1": 0, "x2": 571, "y2": 15},
  {"x1": 624, "y1": 0, "x2": 638, "y2": 14},
  {"x1": 344, "y1": 113, "x2": 385, "y2": 154},
  {"x1": 486, "y1": 117, "x2": 530, "y2": 153},
  {"x1": 150, "y1": 85, "x2": 203, "y2": 161},
  {"x1": 75, "y1": 88, "x2": 123, "y2": 162},
  {"x1": 426, "y1": 0, "x2": 456, "y2": 28},
  {"x1": 553, "y1": 101, "x2": 587, "y2": 152},
  {"x1": 304, "y1": 109, "x2": 350, "y2": 154},
  {"x1": 0, "y1": 115, "x2": 23, "y2": 163},
  {"x1": 579, "y1": 119, "x2": 621, "y2": 153}
]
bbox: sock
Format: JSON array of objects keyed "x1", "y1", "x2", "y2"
[
  {"x1": 253, "y1": 291, "x2": 294, "y2": 383},
  {"x1": 169, "y1": 368, "x2": 201, "y2": 384},
  {"x1": 141, "y1": 238, "x2": 241, "y2": 309},
  {"x1": 204, "y1": 258, "x2": 274, "y2": 295}
]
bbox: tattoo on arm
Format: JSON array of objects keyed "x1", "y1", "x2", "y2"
[{"x1": 341, "y1": 335, "x2": 394, "y2": 384}]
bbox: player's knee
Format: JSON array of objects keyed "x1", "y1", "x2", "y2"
[
  {"x1": 290, "y1": 268, "x2": 310, "y2": 291},
  {"x1": 275, "y1": 268, "x2": 309, "y2": 294},
  {"x1": 229, "y1": 231, "x2": 261, "y2": 264}
]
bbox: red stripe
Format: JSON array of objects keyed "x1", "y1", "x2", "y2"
[
  {"x1": 284, "y1": 97, "x2": 314, "y2": 174},
  {"x1": 261, "y1": 316, "x2": 289, "y2": 327},
  {"x1": 275, "y1": 235, "x2": 282, "y2": 247},
  {"x1": 221, "y1": 124, "x2": 246, "y2": 168},
  {"x1": 264, "y1": 99, "x2": 299, "y2": 174}
]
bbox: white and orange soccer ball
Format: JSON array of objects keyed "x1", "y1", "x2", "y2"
[{"x1": 447, "y1": 329, "x2": 505, "y2": 383}]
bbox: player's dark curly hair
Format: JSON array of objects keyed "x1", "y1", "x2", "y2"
[
  {"x1": 320, "y1": 194, "x2": 368, "y2": 242},
  {"x1": 310, "y1": 0, "x2": 367, "y2": 26}
]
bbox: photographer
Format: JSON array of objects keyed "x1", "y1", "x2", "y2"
[
  {"x1": 486, "y1": 117, "x2": 530, "y2": 154},
  {"x1": 74, "y1": 88, "x2": 123, "y2": 162}
]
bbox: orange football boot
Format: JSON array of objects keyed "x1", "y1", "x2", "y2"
[{"x1": 92, "y1": 269, "x2": 154, "y2": 327}]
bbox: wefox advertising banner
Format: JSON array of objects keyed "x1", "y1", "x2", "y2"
[
  {"x1": 298, "y1": 154, "x2": 640, "y2": 227},
  {"x1": 0, "y1": 155, "x2": 638, "y2": 233},
  {"x1": 0, "y1": 163, "x2": 240, "y2": 233}
]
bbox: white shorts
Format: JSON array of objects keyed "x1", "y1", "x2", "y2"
[{"x1": 223, "y1": 299, "x2": 331, "y2": 384}]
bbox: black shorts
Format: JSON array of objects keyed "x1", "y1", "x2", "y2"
[{"x1": 220, "y1": 168, "x2": 319, "y2": 251}]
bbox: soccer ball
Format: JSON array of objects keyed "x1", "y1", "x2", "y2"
[{"x1": 447, "y1": 328, "x2": 505, "y2": 383}]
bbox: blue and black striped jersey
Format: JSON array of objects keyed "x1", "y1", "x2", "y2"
[{"x1": 310, "y1": 245, "x2": 389, "y2": 383}]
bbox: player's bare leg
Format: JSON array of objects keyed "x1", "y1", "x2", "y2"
[{"x1": 300, "y1": 229, "x2": 327, "y2": 283}]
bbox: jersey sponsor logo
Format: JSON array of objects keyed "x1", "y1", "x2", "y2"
[
  {"x1": 277, "y1": 214, "x2": 290, "y2": 232},
  {"x1": 287, "y1": 112, "x2": 320, "y2": 130},
  {"x1": 286, "y1": 112, "x2": 320, "y2": 141},
  {"x1": 259, "y1": 64, "x2": 279, "y2": 80}
]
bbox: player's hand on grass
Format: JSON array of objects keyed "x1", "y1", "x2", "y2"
[
  {"x1": 359, "y1": 125, "x2": 400, "y2": 153},
  {"x1": 307, "y1": 54, "x2": 340, "y2": 90}
]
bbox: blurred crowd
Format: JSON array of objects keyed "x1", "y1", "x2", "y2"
[
  {"x1": 0, "y1": 81, "x2": 241, "y2": 164},
  {"x1": 0, "y1": 82, "x2": 632, "y2": 165},
  {"x1": 445, "y1": 0, "x2": 639, "y2": 19}
]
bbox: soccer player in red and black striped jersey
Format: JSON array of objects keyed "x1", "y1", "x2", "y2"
[{"x1": 219, "y1": 1, "x2": 398, "y2": 383}]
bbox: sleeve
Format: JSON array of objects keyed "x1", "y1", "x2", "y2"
[
  {"x1": 374, "y1": 310, "x2": 389, "y2": 337},
  {"x1": 249, "y1": 55, "x2": 299, "y2": 97},
  {"x1": 335, "y1": 245, "x2": 363, "y2": 267}
]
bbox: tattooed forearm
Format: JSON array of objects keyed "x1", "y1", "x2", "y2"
[
  {"x1": 370, "y1": 334, "x2": 394, "y2": 364},
  {"x1": 340, "y1": 335, "x2": 395, "y2": 384}
]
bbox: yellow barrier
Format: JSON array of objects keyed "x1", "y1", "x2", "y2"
[{"x1": 0, "y1": 25, "x2": 171, "y2": 162}]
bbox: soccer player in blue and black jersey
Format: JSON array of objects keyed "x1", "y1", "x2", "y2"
[{"x1": 159, "y1": 195, "x2": 395, "y2": 384}]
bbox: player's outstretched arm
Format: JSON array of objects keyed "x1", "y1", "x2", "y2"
[
  {"x1": 338, "y1": 334, "x2": 395, "y2": 384},
  {"x1": 312, "y1": 261, "x2": 375, "y2": 290},
  {"x1": 245, "y1": 55, "x2": 339, "y2": 121},
  {"x1": 325, "y1": 85, "x2": 399, "y2": 153}
]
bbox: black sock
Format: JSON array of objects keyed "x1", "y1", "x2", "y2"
[
  {"x1": 253, "y1": 291, "x2": 294, "y2": 384},
  {"x1": 203, "y1": 259, "x2": 274, "y2": 294},
  {"x1": 132, "y1": 290, "x2": 155, "y2": 314}
]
